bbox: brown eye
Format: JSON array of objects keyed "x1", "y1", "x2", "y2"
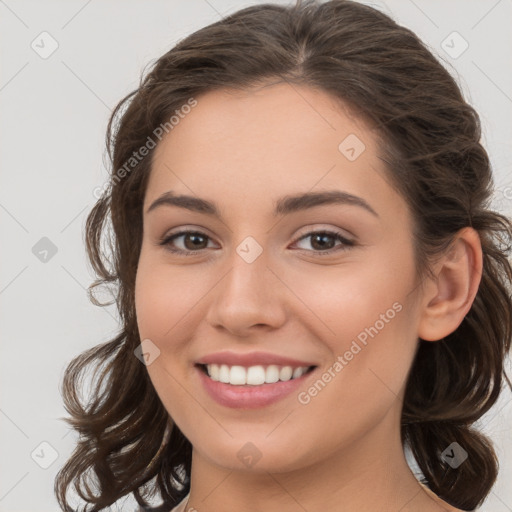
[
  {"x1": 293, "y1": 230, "x2": 354, "y2": 255},
  {"x1": 160, "y1": 230, "x2": 213, "y2": 255}
]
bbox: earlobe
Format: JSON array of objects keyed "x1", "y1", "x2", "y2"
[{"x1": 417, "y1": 227, "x2": 483, "y2": 342}]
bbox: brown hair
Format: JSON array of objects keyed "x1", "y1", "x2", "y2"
[{"x1": 54, "y1": 1, "x2": 512, "y2": 510}]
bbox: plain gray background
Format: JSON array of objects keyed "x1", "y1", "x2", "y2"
[{"x1": 1, "y1": 0, "x2": 511, "y2": 510}]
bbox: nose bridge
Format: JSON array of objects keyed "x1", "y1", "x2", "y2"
[
  {"x1": 221, "y1": 239, "x2": 271, "y2": 306},
  {"x1": 220, "y1": 229, "x2": 269, "y2": 286},
  {"x1": 205, "y1": 237, "x2": 286, "y2": 332}
]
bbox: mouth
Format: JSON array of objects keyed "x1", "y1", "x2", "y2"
[
  {"x1": 196, "y1": 363, "x2": 317, "y2": 386},
  {"x1": 194, "y1": 362, "x2": 318, "y2": 409}
]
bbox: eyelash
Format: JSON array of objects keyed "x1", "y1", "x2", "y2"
[{"x1": 158, "y1": 229, "x2": 355, "y2": 257}]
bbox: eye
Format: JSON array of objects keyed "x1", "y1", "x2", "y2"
[
  {"x1": 159, "y1": 230, "x2": 215, "y2": 256},
  {"x1": 159, "y1": 228, "x2": 355, "y2": 257},
  {"x1": 292, "y1": 230, "x2": 355, "y2": 255}
]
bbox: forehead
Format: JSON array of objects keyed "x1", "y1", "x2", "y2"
[
  {"x1": 152, "y1": 81, "x2": 376, "y2": 163},
  {"x1": 146, "y1": 82, "x2": 403, "y2": 221}
]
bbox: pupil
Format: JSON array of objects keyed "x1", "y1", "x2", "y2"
[
  {"x1": 312, "y1": 234, "x2": 334, "y2": 250},
  {"x1": 186, "y1": 233, "x2": 206, "y2": 250}
]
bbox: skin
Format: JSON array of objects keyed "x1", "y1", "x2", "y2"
[{"x1": 134, "y1": 82, "x2": 482, "y2": 512}]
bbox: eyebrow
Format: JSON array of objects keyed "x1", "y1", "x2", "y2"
[{"x1": 146, "y1": 190, "x2": 379, "y2": 218}]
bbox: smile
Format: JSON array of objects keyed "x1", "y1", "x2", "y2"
[
  {"x1": 200, "y1": 363, "x2": 315, "y2": 386},
  {"x1": 195, "y1": 363, "x2": 317, "y2": 409}
]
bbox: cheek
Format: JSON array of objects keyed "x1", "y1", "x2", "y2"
[
  {"x1": 135, "y1": 255, "x2": 210, "y2": 342},
  {"x1": 285, "y1": 250, "x2": 419, "y2": 407},
  {"x1": 282, "y1": 252, "x2": 415, "y2": 349},
  {"x1": 134, "y1": 256, "x2": 201, "y2": 425},
  {"x1": 285, "y1": 299, "x2": 418, "y2": 471}
]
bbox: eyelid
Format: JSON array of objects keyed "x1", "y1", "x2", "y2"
[
  {"x1": 161, "y1": 224, "x2": 354, "y2": 242},
  {"x1": 160, "y1": 225, "x2": 217, "y2": 243},
  {"x1": 293, "y1": 224, "x2": 355, "y2": 242},
  {"x1": 158, "y1": 224, "x2": 357, "y2": 258}
]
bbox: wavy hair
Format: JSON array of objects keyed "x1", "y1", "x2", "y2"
[{"x1": 54, "y1": 1, "x2": 512, "y2": 510}]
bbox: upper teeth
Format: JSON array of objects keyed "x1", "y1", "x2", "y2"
[{"x1": 205, "y1": 364, "x2": 310, "y2": 386}]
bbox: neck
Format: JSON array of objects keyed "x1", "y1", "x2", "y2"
[{"x1": 184, "y1": 404, "x2": 441, "y2": 512}]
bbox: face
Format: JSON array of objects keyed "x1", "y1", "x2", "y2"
[{"x1": 135, "y1": 82, "x2": 424, "y2": 473}]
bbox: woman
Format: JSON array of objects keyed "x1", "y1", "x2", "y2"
[{"x1": 54, "y1": 1, "x2": 512, "y2": 511}]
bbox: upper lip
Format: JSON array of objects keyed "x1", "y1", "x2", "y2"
[{"x1": 196, "y1": 351, "x2": 317, "y2": 368}]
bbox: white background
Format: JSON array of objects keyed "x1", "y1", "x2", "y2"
[{"x1": 1, "y1": 0, "x2": 511, "y2": 511}]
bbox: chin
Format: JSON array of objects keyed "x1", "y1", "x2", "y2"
[{"x1": 192, "y1": 433, "x2": 315, "y2": 474}]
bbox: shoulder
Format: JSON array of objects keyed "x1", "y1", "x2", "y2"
[{"x1": 419, "y1": 482, "x2": 475, "y2": 512}]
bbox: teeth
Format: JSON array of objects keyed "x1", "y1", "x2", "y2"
[
  {"x1": 205, "y1": 364, "x2": 312, "y2": 386},
  {"x1": 279, "y1": 366, "x2": 293, "y2": 381},
  {"x1": 218, "y1": 364, "x2": 229, "y2": 383},
  {"x1": 265, "y1": 365, "x2": 280, "y2": 383},
  {"x1": 292, "y1": 367, "x2": 306, "y2": 379},
  {"x1": 247, "y1": 365, "x2": 265, "y2": 385},
  {"x1": 230, "y1": 365, "x2": 247, "y2": 385}
]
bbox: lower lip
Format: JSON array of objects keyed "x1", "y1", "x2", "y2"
[{"x1": 196, "y1": 366, "x2": 315, "y2": 409}]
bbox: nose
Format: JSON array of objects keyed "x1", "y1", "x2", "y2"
[{"x1": 204, "y1": 247, "x2": 287, "y2": 337}]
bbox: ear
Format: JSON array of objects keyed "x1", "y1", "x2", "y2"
[{"x1": 417, "y1": 227, "x2": 483, "y2": 342}]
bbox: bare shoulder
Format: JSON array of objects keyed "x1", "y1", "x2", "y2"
[{"x1": 419, "y1": 483, "x2": 470, "y2": 512}]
